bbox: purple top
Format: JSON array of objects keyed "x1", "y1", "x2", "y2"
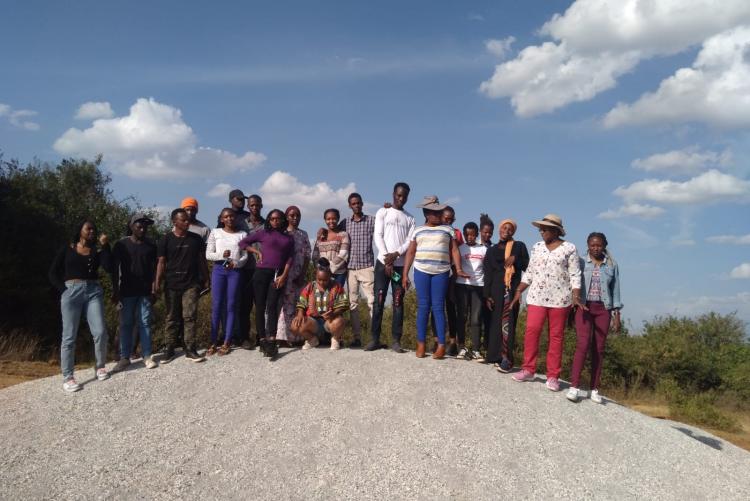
[{"x1": 239, "y1": 229, "x2": 294, "y2": 271}]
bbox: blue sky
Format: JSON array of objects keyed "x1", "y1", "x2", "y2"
[{"x1": 2, "y1": 0, "x2": 749, "y2": 331}]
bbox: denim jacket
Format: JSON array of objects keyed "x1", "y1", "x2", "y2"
[{"x1": 578, "y1": 253, "x2": 622, "y2": 311}]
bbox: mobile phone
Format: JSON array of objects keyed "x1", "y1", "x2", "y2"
[{"x1": 199, "y1": 287, "x2": 211, "y2": 297}]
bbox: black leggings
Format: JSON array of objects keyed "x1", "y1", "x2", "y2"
[{"x1": 252, "y1": 267, "x2": 284, "y2": 340}]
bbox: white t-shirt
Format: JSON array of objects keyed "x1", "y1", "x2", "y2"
[
  {"x1": 373, "y1": 207, "x2": 416, "y2": 267},
  {"x1": 206, "y1": 228, "x2": 248, "y2": 268},
  {"x1": 456, "y1": 243, "x2": 486, "y2": 286}
]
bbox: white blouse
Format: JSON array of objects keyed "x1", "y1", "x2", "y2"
[
  {"x1": 521, "y1": 241, "x2": 581, "y2": 308},
  {"x1": 206, "y1": 228, "x2": 248, "y2": 268}
]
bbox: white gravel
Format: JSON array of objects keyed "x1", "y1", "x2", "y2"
[{"x1": 1, "y1": 348, "x2": 749, "y2": 500}]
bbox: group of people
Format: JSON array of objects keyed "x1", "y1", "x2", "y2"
[{"x1": 49, "y1": 182, "x2": 622, "y2": 404}]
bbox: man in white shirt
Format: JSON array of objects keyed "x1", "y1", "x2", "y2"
[{"x1": 367, "y1": 182, "x2": 415, "y2": 353}]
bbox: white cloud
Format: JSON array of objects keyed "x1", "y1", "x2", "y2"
[
  {"x1": 598, "y1": 203, "x2": 665, "y2": 220},
  {"x1": 258, "y1": 171, "x2": 356, "y2": 222},
  {"x1": 53, "y1": 98, "x2": 266, "y2": 179},
  {"x1": 632, "y1": 147, "x2": 731, "y2": 175},
  {"x1": 75, "y1": 101, "x2": 114, "y2": 120},
  {"x1": 664, "y1": 292, "x2": 750, "y2": 319},
  {"x1": 613, "y1": 170, "x2": 750, "y2": 205},
  {"x1": 707, "y1": 234, "x2": 750, "y2": 244},
  {"x1": 730, "y1": 263, "x2": 750, "y2": 279},
  {"x1": 605, "y1": 26, "x2": 750, "y2": 128},
  {"x1": 0, "y1": 103, "x2": 40, "y2": 130},
  {"x1": 485, "y1": 37, "x2": 515, "y2": 60},
  {"x1": 206, "y1": 183, "x2": 232, "y2": 198},
  {"x1": 479, "y1": 0, "x2": 750, "y2": 117}
]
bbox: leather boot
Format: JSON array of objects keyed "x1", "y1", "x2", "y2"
[
  {"x1": 416, "y1": 341, "x2": 426, "y2": 358},
  {"x1": 432, "y1": 343, "x2": 446, "y2": 359}
]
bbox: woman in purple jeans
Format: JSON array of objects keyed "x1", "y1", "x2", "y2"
[
  {"x1": 206, "y1": 208, "x2": 248, "y2": 355},
  {"x1": 566, "y1": 232, "x2": 622, "y2": 404}
]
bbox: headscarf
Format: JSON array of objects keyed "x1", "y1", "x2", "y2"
[{"x1": 181, "y1": 197, "x2": 199, "y2": 209}]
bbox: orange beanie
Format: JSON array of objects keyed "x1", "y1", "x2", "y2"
[{"x1": 181, "y1": 197, "x2": 199, "y2": 209}]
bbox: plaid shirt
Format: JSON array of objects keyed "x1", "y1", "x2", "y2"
[{"x1": 339, "y1": 214, "x2": 375, "y2": 270}]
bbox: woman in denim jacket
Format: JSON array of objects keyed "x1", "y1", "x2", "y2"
[{"x1": 567, "y1": 232, "x2": 622, "y2": 404}]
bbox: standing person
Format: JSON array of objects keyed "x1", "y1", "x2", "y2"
[
  {"x1": 205, "y1": 208, "x2": 248, "y2": 356},
  {"x1": 227, "y1": 189, "x2": 251, "y2": 231},
  {"x1": 290, "y1": 258, "x2": 350, "y2": 351},
  {"x1": 155, "y1": 208, "x2": 209, "y2": 363},
  {"x1": 339, "y1": 193, "x2": 375, "y2": 348},
  {"x1": 509, "y1": 214, "x2": 582, "y2": 391},
  {"x1": 112, "y1": 213, "x2": 159, "y2": 372},
  {"x1": 48, "y1": 220, "x2": 113, "y2": 392},
  {"x1": 402, "y1": 196, "x2": 468, "y2": 359},
  {"x1": 479, "y1": 213, "x2": 495, "y2": 354},
  {"x1": 368, "y1": 182, "x2": 416, "y2": 353},
  {"x1": 454, "y1": 222, "x2": 488, "y2": 360},
  {"x1": 312, "y1": 208, "x2": 350, "y2": 286},
  {"x1": 182, "y1": 197, "x2": 210, "y2": 243},
  {"x1": 441, "y1": 206, "x2": 462, "y2": 355},
  {"x1": 484, "y1": 219, "x2": 529, "y2": 372},
  {"x1": 567, "y1": 232, "x2": 622, "y2": 404},
  {"x1": 239, "y1": 209, "x2": 294, "y2": 358},
  {"x1": 235, "y1": 194, "x2": 265, "y2": 349},
  {"x1": 277, "y1": 205, "x2": 311, "y2": 346}
]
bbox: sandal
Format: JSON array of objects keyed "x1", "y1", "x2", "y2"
[
  {"x1": 218, "y1": 344, "x2": 231, "y2": 356},
  {"x1": 206, "y1": 345, "x2": 217, "y2": 356}
]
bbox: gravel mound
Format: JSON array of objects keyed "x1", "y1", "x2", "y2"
[{"x1": 1, "y1": 348, "x2": 749, "y2": 500}]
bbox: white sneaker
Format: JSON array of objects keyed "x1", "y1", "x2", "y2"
[
  {"x1": 566, "y1": 387, "x2": 580, "y2": 402},
  {"x1": 144, "y1": 357, "x2": 158, "y2": 369},
  {"x1": 96, "y1": 368, "x2": 110, "y2": 381},
  {"x1": 457, "y1": 348, "x2": 468, "y2": 359},
  {"x1": 114, "y1": 358, "x2": 131, "y2": 372},
  {"x1": 590, "y1": 389, "x2": 603, "y2": 404},
  {"x1": 303, "y1": 337, "x2": 320, "y2": 350},
  {"x1": 330, "y1": 338, "x2": 341, "y2": 351},
  {"x1": 63, "y1": 377, "x2": 81, "y2": 393},
  {"x1": 471, "y1": 350, "x2": 484, "y2": 362}
]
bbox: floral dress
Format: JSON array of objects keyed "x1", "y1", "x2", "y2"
[{"x1": 276, "y1": 228, "x2": 311, "y2": 343}]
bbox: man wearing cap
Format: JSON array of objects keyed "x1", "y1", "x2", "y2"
[
  {"x1": 227, "y1": 189, "x2": 251, "y2": 232},
  {"x1": 112, "y1": 213, "x2": 159, "y2": 370},
  {"x1": 181, "y1": 197, "x2": 211, "y2": 244},
  {"x1": 368, "y1": 182, "x2": 415, "y2": 352}
]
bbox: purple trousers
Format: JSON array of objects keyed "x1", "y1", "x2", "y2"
[
  {"x1": 211, "y1": 265, "x2": 242, "y2": 345},
  {"x1": 570, "y1": 301, "x2": 611, "y2": 390}
]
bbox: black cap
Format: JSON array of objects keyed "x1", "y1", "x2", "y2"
[{"x1": 229, "y1": 189, "x2": 247, "y2": 200}]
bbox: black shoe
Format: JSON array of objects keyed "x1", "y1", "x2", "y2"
[
  {"x1": 185, "y1": 348, "x2": 206, "y2": 363},
  {"x1": 160, "y1": 348, "x2": 176, "y2": 364},
  {"x1": 265, "y1": 342, "x2": 278, "y2": 358},
  {"x1": 258, "y1": 339, "x2": 267, "y2": 356},
  {"x1": 391, "y1": 341, "x2": 405, "y2": 353},
  {"x1": 240, "y1": 340, "x2": 254, "y2": 350},
  {"x1": 364, "y1": 340, "x2": 381, "y2": 351},
  {"x1": 350, "y1": 338, "x2": 362, "y2": 349},
  {"x1": 447, "y1": 343, "x2": 458, "y2": 357}
]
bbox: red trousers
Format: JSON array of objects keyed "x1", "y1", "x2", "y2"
[
  {"x1": 522, "y1": 304, "x2": 570, "y2": 379},
  {"x1": 570, "y1": 301, "x2": 611, "y2": 390}
]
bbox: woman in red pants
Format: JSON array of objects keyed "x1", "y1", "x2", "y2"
[
  {"x1": 509, "y1": 214, "x2": 583, "y2": 391},
  {"x1": 566, "y1": 232, "x2": 622, "y2": 403}
]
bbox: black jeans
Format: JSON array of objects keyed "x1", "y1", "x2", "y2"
[
  {"x1": 370, "y1": 260, "x2": 404, "y2": 343},
  {"x1": 252, "y1": 267, "x2": 284, "y2": 340},
  {"x1": 233, "y1": 267, "x2": 254, "y2": 343},
  {"x1": 455, "y1": 284, "x2": 483, "y2": 348}
]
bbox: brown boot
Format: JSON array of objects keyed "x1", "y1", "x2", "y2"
[
  {"x1": 432, "y1": 344, "x2": 446, "y2": 359},
  {"x1": 416, "y1": 342, "x2": 426, "y2": 358}
]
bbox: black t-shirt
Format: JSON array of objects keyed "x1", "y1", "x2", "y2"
[
  {"x1": 157, "y1": 231, "x2": 204, "y2": 290},
  {"x1": 113, "y1": 237, "x2": 157, "y2": 297}
]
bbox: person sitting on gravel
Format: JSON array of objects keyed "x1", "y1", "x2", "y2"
[{"x1": 290, "y1": 258, "x2": 350, "y2": 351}]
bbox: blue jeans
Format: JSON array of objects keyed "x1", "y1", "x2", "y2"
[
  {"x1": 414, "y1": 269, "x2": 450, "y2": 344},
  {"x1": 119, "y1": 296, "x2": 153, "y2": 359},
  {"x1": 333, "y1": 273, "x2": 347, "y2": 287},
  {"x1": 211, "y1": 265, "x2": 241, "y2": 344},
  {"x1": 60, "y1": 280, "x2": 108, "y2": 380}
]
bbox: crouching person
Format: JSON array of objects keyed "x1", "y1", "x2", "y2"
[{"x1": 291, "y1": 258, "x2": 350, "y2": 351}]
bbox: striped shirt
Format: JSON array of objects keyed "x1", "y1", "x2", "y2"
[
  {"x1": 411, "y1": 225, "x2": 454, "y2": 275},
  {"x1": 296, "y1": 281, "x2": 350, "y2": 318},
  {"x1": 339, "y1": 214, "x2": 375, "y2": 270},
  {"x1": 312, "y1": 231, "x2": 350, "y2": 275}
]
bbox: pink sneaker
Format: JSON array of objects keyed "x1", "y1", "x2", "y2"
[
  {"x1": 545, "y1": 377, "x2": 560, "y2": 391},
  {"x1": 512, "y1": 370, "x2": 534, "y2": 382}
]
